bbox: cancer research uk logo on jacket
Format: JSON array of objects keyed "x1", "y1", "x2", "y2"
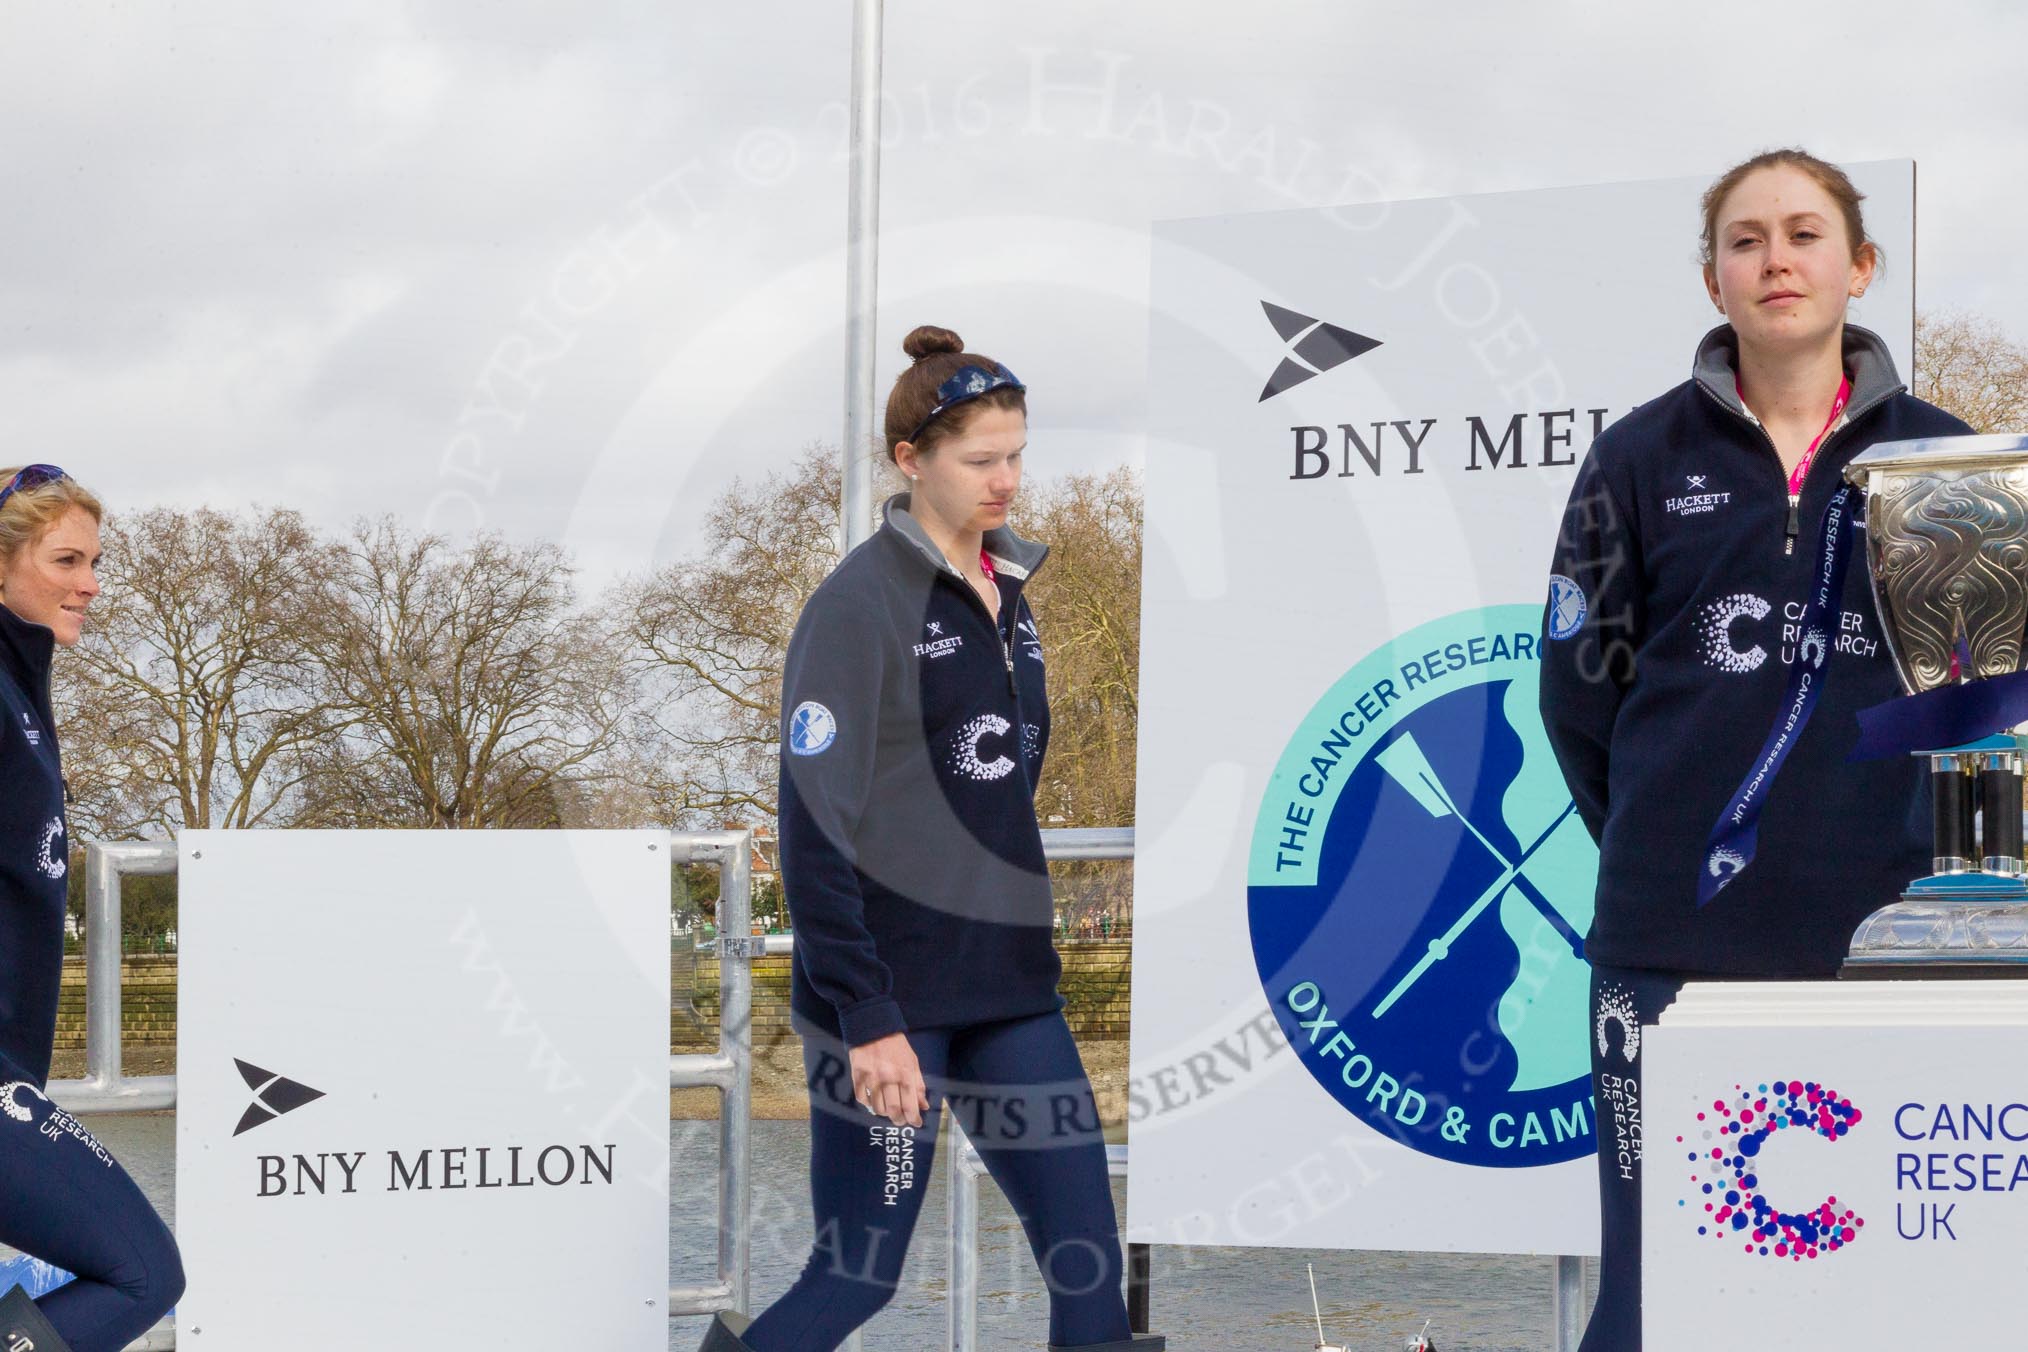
[{"x1": 1247, "y1": 604, "x2": 1599, "y2": 1168}]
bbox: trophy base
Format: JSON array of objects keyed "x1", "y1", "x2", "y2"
[{"x1": 1842, "y1": 873, "x2": 2028, "y2": 978}]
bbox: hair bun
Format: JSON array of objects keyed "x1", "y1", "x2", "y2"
[{"x1": 902, "y1": 324, "x2": 965, "y2": 363}]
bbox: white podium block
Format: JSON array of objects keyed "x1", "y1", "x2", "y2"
[
  {"x1": 175, "y1": 830, "x2": 673, "y2": 1352},
  {"x1": 1643, "y1": 980, "x2": 2028, "y2": 1347}
]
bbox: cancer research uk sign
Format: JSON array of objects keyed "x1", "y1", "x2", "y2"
[
  {"x1": 1126, "y1": 166, "x2": 1916, "y2": 1254},
  {"x1": 175, "y1": 831, "x2": 671, "y2": 1351},
  {"x1": 1643, "y1": 996, "x2": 2028, "y2": 1347}
]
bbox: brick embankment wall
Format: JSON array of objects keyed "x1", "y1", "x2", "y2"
[
  {"x1": 51, "y1": 942, "x2": 1134, "y2": 1056},
  {"x1": 677, "y1": 940, "x2": 1133, "y2": 1051},
  {"x1": 53, "y1": 955, "x2": 178, "y2": 1050}
]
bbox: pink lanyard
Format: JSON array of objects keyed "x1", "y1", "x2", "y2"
[
  {"x1": 1788, "y1": 376, "x2": 1851, "y2": 494},
  {"x1": 979, "y1": 550, "x2": 996, "y2": 581},
  {"x1": 1739, "y1": 375, "x2": 1851, "y2": 494}
]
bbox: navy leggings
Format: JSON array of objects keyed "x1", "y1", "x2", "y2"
[
  {"x1": 0, "y1": 1074, "x2": 183, "y2": 1352},
  {"x1": 746, "y1": 1010, "x2": 1130, "y2": 1351},
  {"x1": 1579, "y1": 963, "x2": 1686, "y2": 1352}
]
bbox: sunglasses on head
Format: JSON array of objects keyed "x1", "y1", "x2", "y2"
[
  {"x1": 907, "y1": 364, "x2": 1025, "y2": 444},
  {"x1": 0, "y1": 465, "x2": 65, "y2": 513}
]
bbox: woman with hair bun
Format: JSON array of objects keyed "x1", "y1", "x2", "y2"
[
  {"x1": 696, "y1": 329, "x2": 1160, "y2": 1351},
  {"x1": 0, "y1": 466, "x2": 185, "y2": 1352},
  {"x1": 1540, "y1": 150, "x2": 1972, "y2": 1350}
]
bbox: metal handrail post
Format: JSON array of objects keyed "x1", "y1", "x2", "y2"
[
  {"x1": 1554, "y1": 1254, "x2": 1587, "y2": 1351},
  {"x1": 84, "y1": 842, "x2": 122, "y2": 1088},
  {"x1": 667, "y1": 829, "x2": 756, "y2": 1326},
  {"x1": 840, "y1": 0, "x2": 883, "y2": 550},
  {"x1": 946, "y1": 1121, "x2": 980, "y2": 1352},
  {"x1": 1033, "y1": 826, "x2": 1134, "y2": 860},
  {"x1": 49, "y1": 841, "x2": 177, "y2": 1114},
  {"x1": 716, "y1": 832, "x2": 754, "y2": 1316}
]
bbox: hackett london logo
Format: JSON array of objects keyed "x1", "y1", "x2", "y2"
[
  {"x1": 1665, "y1": 473, "x2": 1734, "y2": 516},
  {"x1": 1257, "y1": 300, "x2": 1381, "y2": 401},
  {"x1": 233, "y1": 1058, "x2": 326, "y2": 1136}
]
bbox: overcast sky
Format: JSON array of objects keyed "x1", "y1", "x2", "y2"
[{"x1": 5, "y1": 1, "x2": 2024, "y2": 587}]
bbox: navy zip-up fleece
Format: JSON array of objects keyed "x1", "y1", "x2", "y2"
[
  {"x1": 779, "y1": 494, "x2": 1059, "y2": 1046},
  {"x1": 1542, "y1": 324, "x2": 1972, "y2": 977},
  {"x1": 0, "y1": 604, "x2": 69, "y2": 1085}
]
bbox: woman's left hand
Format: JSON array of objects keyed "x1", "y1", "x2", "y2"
[{"x1": 848, "y1": 1032, "x2": 929, "y2": 1128}]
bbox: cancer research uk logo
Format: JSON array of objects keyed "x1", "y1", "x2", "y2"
[
  {"x1": 1247, "y1": 604, "x2": 1599, "y2": 1168},
  {"x1": 1676, "y1": 1080, "x2": 1864, "y2": 1260}
]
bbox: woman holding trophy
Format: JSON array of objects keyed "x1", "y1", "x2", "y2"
[{"x1": 1539, "y1": 150, "x2": 1972, "y2": 1350}]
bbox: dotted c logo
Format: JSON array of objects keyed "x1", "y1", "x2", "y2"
[
  {"x1": 1679, "y1": 1080, "x2": 1864, "y2": 1260},
  {"x1": 1697, "y1": 593, "x2": 1771, "y2": 674}
]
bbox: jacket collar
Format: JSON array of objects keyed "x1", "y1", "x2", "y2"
[
  {"x1": 1692, "y1": 322, "x2": 1906, "y2": 428},
  {"x1": 881, "y1": 493, "x2": 1049, "y2": 585},
  {"x1": 0, "y1": 602, "x2": 55, "y2": 700}
]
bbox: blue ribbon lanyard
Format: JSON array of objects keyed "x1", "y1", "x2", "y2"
[{"x1": 1697, "y1": 482, "x2": 1859, "y2": 905}]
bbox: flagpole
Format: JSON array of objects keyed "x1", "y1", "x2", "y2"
[{"x1": 841, "y1": 0, "x2": 884, "y2": 551}]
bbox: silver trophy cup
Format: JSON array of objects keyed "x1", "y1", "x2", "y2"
[{"x1": 1843, "y1": 433, "x2": 2028, "y2": 972}]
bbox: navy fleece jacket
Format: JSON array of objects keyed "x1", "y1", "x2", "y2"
[
  {"x1": 778, "y1": 494, "x2": 1059, "y2": 1046},
  {"x1": 1541, "y1": 324, "x2": 1972, "y2": 977},
  {"x1": 0, "y1": 604, "x2": 69, "y2": 1086}
]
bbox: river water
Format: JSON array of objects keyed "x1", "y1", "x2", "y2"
[{"x1": 6, "y1": 1113, "x2": 1593, "y2": 1351}]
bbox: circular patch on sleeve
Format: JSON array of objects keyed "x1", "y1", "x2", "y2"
[
  {"x1": 1546, "y1": 574, "x2": 1587, "y2": 640},
  {"x1": 787, "y1": 702, "x2": 838, "y2": 756}
]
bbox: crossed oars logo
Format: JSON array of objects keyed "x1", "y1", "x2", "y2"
[{"x1": 1367, "y1": 733, "x2": 1584, "y2": 1020}]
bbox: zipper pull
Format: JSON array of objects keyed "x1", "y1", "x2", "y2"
[
  {"x1": 1785, "y1": 495, "x2": 1800, "y2": 557},
  {"x1": 1003, "y1": 637, "x2": 1016, "y2": 695}
]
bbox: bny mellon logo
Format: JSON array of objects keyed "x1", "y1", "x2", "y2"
[
  {"x1": 233, "y1": 1058, "x2": 326, "y2": 1137},
  {"x1": 1258, "y1": 300, "x2": 1382, "y2": 401}
]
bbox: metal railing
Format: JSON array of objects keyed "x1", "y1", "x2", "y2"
[
  {"x1": 666, "y1": 829, "x2": 756, "y2": 1324},
  {"x1": 50, "y1": 841, "x2": 179, "y2": 1114},
  {"x1": 55, "y1": 827, "x2": 1589, "y2": 1352}
]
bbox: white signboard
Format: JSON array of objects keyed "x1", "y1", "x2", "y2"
[
  {"x1": 175, "y1": 830, "x2": 671, "y2": 1351},
  {"x1": 1645, "y1": 984, "x2": 2028, "y2": 1346},
  {"x1": 1128, "y1": 165, "x2": 1915, "y2": 1254}
]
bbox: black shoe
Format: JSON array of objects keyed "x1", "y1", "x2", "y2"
[
  {"x1": 697, "y1": 1310, "x2": 757, "y2": 1351},
  {"x1": 0, "y1": 1286, "x2": 73, "y2": 1352},
  {"x1": 1050, "y1": 1337, "x2": 1165, "y2": 1351}
]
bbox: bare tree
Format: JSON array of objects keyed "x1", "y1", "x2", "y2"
[
  {"x1": 52, "y1": 652, "x2": 172, "y2": 842},
  {"x1": 60, "y1": 507, "x2": 349, "y2": 834},
  {"x1": 318, "y1": 519, "x2": 638, "y2": 828},
  {"x1": 620, "y1": 446, "x2": 843, "y2": 823},
  {"x1": 1916, "y1": 310, "x2": 2028, "y2": 433},
  {"x1": 1019, "y1": 467, "x2": 1143, "y2": 830},
  {"x1": 1014, "y1": 468, "x2": 1143, "y2": 939}
]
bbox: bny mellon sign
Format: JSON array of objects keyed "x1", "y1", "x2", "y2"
[
  {"x1": 176, "y1": 830, "x2": 671, "y2": 1350},
  {"x1": 1128, "y1": 165, "x2": 1915, "y2": 1255}
]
